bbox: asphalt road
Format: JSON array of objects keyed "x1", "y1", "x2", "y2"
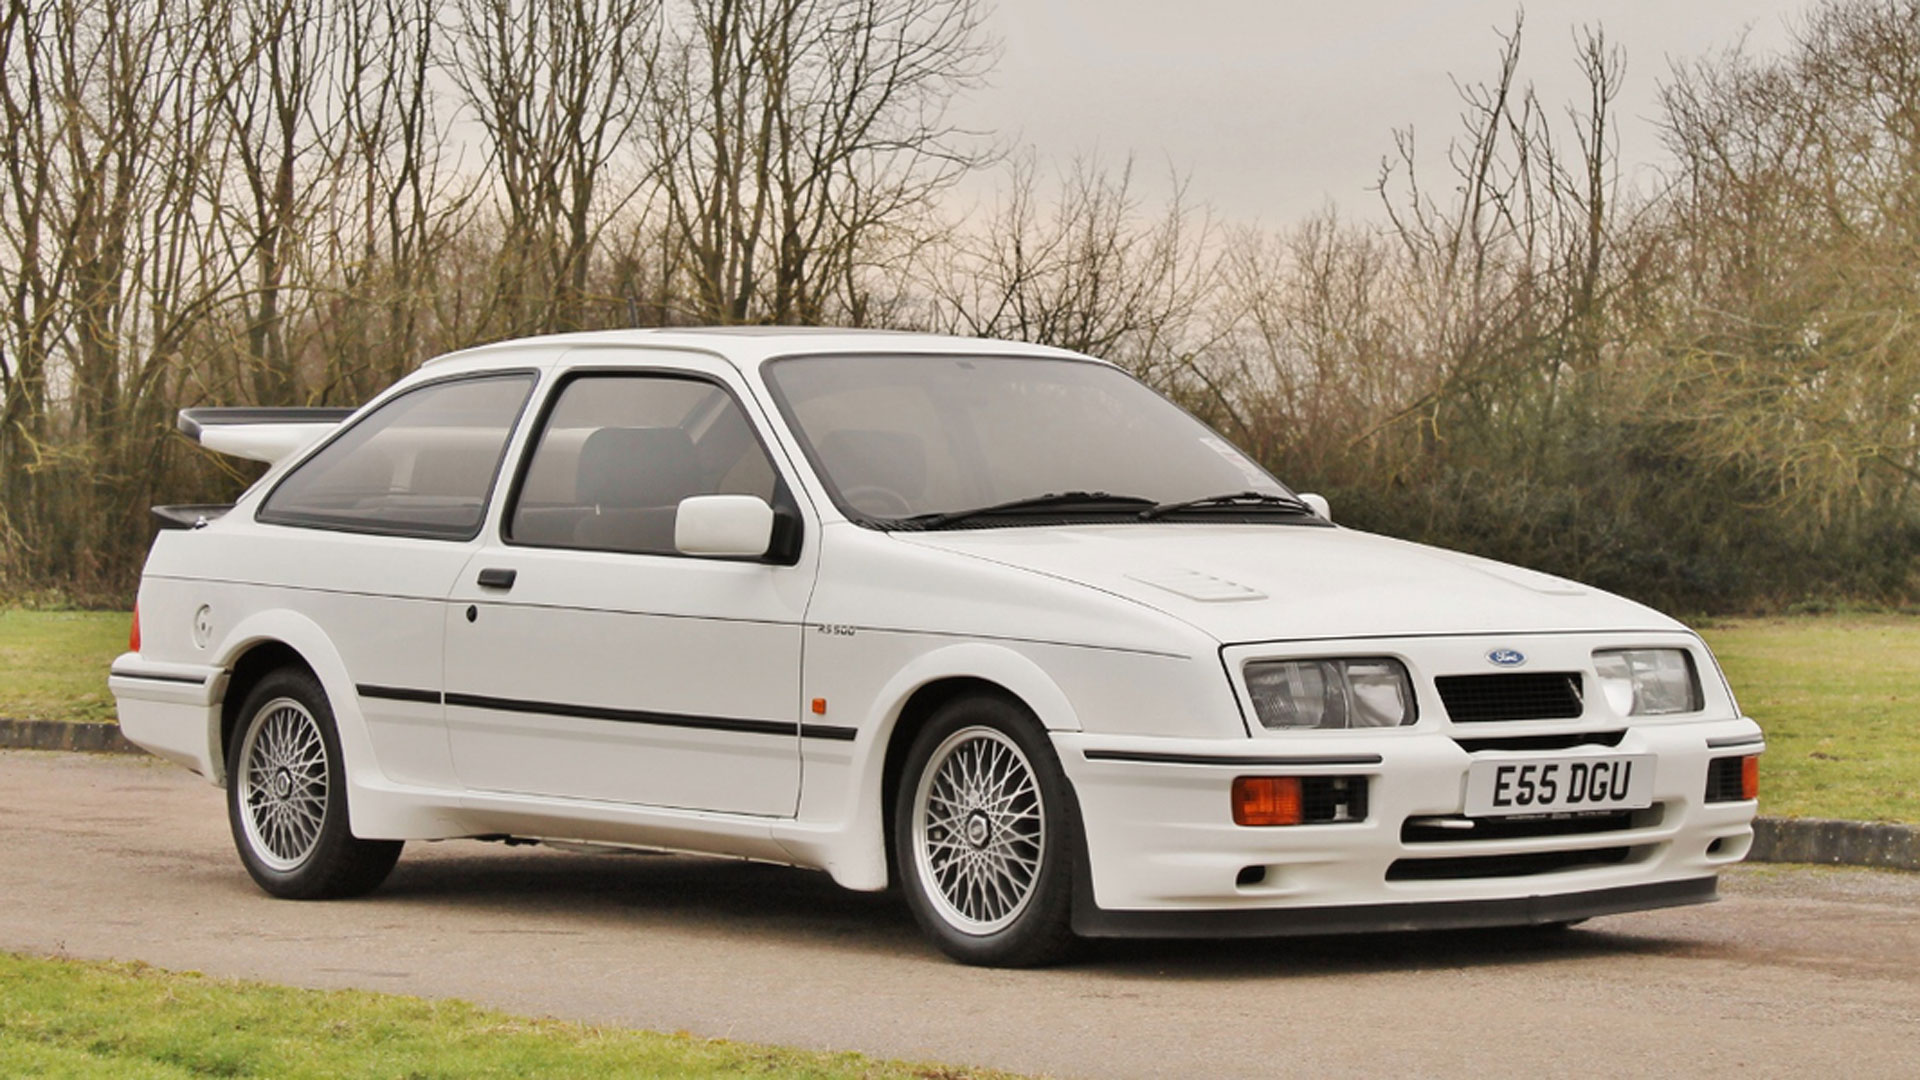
[{"x1": 4, "y1": 749, "x2": 1917, "y2": 1078}]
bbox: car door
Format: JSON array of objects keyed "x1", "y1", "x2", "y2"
[
  {"x1": 441, "y1": 355, "x2": 815, "y2": 816},
  {"x1": 246, "y1": 369, "x2": 539, "y2": 789}
]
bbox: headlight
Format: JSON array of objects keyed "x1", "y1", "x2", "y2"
[
  {"x1": 1592, "y1": 649, "x2": 1701, "y2": 716},
  {"x1": 1244, "y1": 658, "x2": 1416, "y2": 730}
]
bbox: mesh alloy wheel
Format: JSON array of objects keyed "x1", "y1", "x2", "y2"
[
  {"x1": 224, "y1": 667, "x2": 403, "y2": 900},
  {"x1": 909, "y1": 725, "x2": 1047, "y2": 935},
  {"x1": 236, "y1": 696, "x2": 330, "y2": 872}
]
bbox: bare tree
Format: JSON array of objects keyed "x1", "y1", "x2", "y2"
[
  {"x1": 0, "y1": 0, "x2": 62, "y2": 489},
  {"x1": 923, "y1": 153, "x2": 1217, "y2": 379},
  {"x1": 3, "y1": 0, "x2": 1916, "y2": 612},
  {"x1": 446, "y1": 0, "x2": 659, "y2": 336},
  {"x1": 201, "y1": 0, "x2": 329, "y2": 404},
  {"x1": 1659, "y1": 0, "x2": 1920, "y2": 517},
  {"x1": 1211, "y1": 210, "x2": 1411, "y2": 481},
  {"x1": 648, "y1": 0, "x2": 993, "y2": 324},
  {"x1": 1361, "y1": 18, "x2": 1640, "y2": 470},
  {"x1": 313, "y1": 0, "x2": 472, "y2": 400},
  {"x1": 0, "y1": 0, "x2": 243, "y2": 597}
]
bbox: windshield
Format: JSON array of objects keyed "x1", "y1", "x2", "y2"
[{"x1": 762, "y1": 353, "x2": 1295, "y2": 527}]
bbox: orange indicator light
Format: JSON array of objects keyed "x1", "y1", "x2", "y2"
[
  {"x1": 1741, "y1": 755, "x2": 1760, "y2": 801},
  {"x1": 1232, "y1": 776, "x2": 1303, "y2": 827},
  {"x1": 810, "y1": 698, "x2": 827, "y2": 715}
]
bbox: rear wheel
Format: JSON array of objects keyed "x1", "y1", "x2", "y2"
[
  {"x1": 226, "y1": 667, "x2": 401, "y2": 899},
  {"x1": 894, "y1": 695, "x2": 1077, "y2": 967}
]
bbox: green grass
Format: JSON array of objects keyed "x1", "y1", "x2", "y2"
[
  {"x1": 0, "y1": 610, "x2": 128, "y2": 724},
  {"x1": 0, "y1": 951, "x2": 1017, "y2": 1079},
  {"x1": 3, "y1": 609, "x2": 1915, "y2": 822},
  {"x1": 1700, "y1": 615, "x2": 1920, "y2": 824}
]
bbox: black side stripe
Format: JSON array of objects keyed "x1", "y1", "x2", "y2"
[
  {"x1": 1083, "y1": 749, "x2": 1384, "y2": 768},
  {"x1": 110, "y1": 668, "x2": 208, "y2": 686},
  {"x1": 446, "y1": 691, "x2": 792, "y2": 736},
  {"x1": 443, "y1": 690, "x2": 858, "y2": 741},
  {"x1": 356, "y1": 684, "x2": 857, "y2": 740},
  {"x1": 357, "y1": 684, "x2": 443, "y2": 704}
]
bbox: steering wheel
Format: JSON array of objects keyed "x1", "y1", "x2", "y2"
[{"x1": 840, "y1": 485, "x2": 915, "y2": 517}]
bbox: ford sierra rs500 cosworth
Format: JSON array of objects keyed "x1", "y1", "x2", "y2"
[{"x1": 112, "y1": 328, "x2": 1764, "y2": 966}]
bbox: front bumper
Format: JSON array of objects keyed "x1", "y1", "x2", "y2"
[{"x1": 1052, "y1": 717, "x2": 1762, "y2": 932}]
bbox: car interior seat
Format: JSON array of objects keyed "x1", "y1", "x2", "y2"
[{"x1": 572, "y1": 426, "x2": 702, "y2": 553}]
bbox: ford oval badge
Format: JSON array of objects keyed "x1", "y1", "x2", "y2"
[{"x1": 1487, "y1": 648, "x2": 1527, "y2": 667}]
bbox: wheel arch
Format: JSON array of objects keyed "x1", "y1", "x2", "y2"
[
  {"x1": 208, "y1": 611, "x2": 377, "y2": 802},
  {"x1": 879, "y1": 676, "x2": 1084, "y2": 965},
  {"x1": 218, "y1": 640, "x2": 316, "y2": 780},
  {"x1": 879, "y1": 676, "x2": 1022, "y2": 881},
  {"x1": 816, "y1": 641, "x2": 1081, "y2": 893}
]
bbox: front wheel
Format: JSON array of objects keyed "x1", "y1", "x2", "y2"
[
  {"x1": 893, "y1": 695, "x2": 1077, "y2": 966},
  {"x1": 226, "y1": 667, "x2": 402, "y2": 899}
]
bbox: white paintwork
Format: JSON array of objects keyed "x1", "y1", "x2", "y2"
[
  {"x1": 1056, "y1": 715, "x2": 1761, "y2": 910},
  {"x1": 1126, "y1": 567, "x2": 1266, "y2": 603},
  {"x1": 442, "y1": 545, "x2": 811, "y2": 815},
  {"x1": 896, "y1": 526, "x2": 1653, "y2": 644},
  {"x1": 675, "y1": 495, "x2": 775, "y2": 557},
  {"x1": 114, "y1": 327, "x2": 1763, "y2": 932},
  {"x1": 196, "y1": 422, "x2": 337, "y2": 465}
]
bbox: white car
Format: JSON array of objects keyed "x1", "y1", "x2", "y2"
[{"x1": 111, "y1": 328, "x2": 1764, "y2": 966}]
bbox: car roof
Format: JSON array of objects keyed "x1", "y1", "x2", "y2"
[{"x1": 423, "y1": 327, "x2": 1101, "y2": 371}]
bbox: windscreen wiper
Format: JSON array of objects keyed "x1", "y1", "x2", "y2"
[
  {"x1": 893, "y1": 491, "x2": 1157, "y2": 530},
  {"x1": 1137, "y1": 490, "x2": 1315, "y2": 521}
]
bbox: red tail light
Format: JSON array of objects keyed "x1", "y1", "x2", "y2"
[{"x1": 129, "y1": 604, "x2": 141, "y2": 653}]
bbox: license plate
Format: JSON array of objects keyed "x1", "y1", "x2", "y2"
[{"x1": 1463, "y1": 754, "x2": 1655, "y2": 817}]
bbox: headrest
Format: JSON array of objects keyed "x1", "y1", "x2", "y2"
[{"x1": 576, "y1": 426, "x2": 699, "y2": 509}]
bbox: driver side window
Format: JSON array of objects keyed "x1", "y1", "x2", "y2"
[{"x1": 507, "y1": 374, "x2": 778, "y2": 556}]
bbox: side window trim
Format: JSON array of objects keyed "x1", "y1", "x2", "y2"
[
  {"x1": 499, "y1": 367, "x2": 803, "y2": 563},
  {"x1": 253, "y1": 369, "x2": 540, "y2": 542}
]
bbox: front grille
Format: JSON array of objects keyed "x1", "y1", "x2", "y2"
[
  {"x1": 1452, "y1": 730, "x2": 1625, "y2": 753},
  {"x1": 1386, "y1": 845, "x2": 1642, "y2": 881},
  {"x1": 1436, "y1": 672, "x2": 1584, "y2": 723},
  {"x1": 1705, "y1": 757, "x2": 1750, "y2": 802},
  {"x1": 1400, "y1": 804, "x2": 1664, "y2": 844}
]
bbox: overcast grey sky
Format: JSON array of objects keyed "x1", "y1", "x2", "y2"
[{"x1": 954, "y1": 1, "x2": 1807, "y2": 224}]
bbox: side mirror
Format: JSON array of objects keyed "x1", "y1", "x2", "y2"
[
  {"x1": 1299, "y1": 492, "x2": 1331, "y2": 522},
  {"x1": 675, "y1": 495, "x2": 774, "y2": 558}
]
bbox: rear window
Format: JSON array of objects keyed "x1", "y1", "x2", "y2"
[{"x1": 258, "y1": 373, "x2": 535, "y2": 539}]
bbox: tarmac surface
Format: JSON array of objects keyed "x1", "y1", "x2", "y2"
[{"x1": 4, "y1": 749, "x2": 1917, "y2": 1078}]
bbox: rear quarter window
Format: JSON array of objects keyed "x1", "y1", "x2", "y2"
[{"x1": 257, "y1": 373, "x2": 535, "y2": 539}]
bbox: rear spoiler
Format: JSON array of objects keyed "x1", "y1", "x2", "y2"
[{"x1": 176, "y1": 406, "x2": 355, "y2": 466}]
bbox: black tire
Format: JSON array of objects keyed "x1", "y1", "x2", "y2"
[
  {"x1": 225, "y1": 667, "x2": 402, "y2": 899},
  {"x1": 893, "y1": 694, "x2": 1077, "y2": 967}
]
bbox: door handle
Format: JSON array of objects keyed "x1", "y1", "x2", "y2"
[{"x1": 476, "y1": 567, "x2": 517, "y2": 590}]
